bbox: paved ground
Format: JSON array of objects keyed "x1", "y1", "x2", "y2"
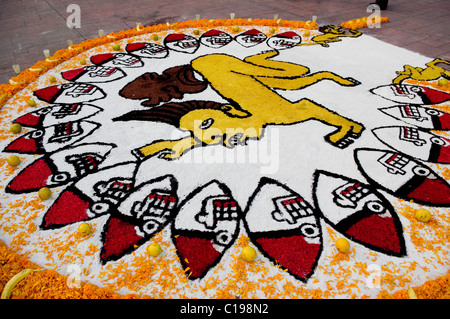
[{"x1": 0, "y1": 0, "x2": 449, "y2": 85}]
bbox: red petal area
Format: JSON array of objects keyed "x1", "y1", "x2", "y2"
[
  {"x1": 126, "y1": 42, "x2": 146, "y2": 52},
  {"x1": 345, "y1": 214, "x2": 403, "y2": 255},
  {"x1": 90, "y1": 53, "x2": 114, "y2": 65},
  {"x1": 42, "y1": 189, "x2": 91, "y2": 228},
  {"x1": 61, "y1": 67, "x2": 86, "y2": 81},
  {"x1": 34, "y1": 86, "x2": 61, "y2": 103},
  {"x1": 4, "y1": 135, "x2": 39, "y2": 153},
  {"x1": 7, "y1": 158, "x2": 53, "y2": 193},
  {"x1": 256, "y1": 235, "x2": 321, "y2": 281},
  {"x1": 100, "y1": 217, "x2": 143, "y2": 262},
  {"x1": 14, "y1": 113, "x2": 43, "y2": 127},
  {"x1": 423, "y1": 87, "x2": 450, "y2": 104},
  {"x1": 174, "y1": 235, "x2": 221, "y2": 279},
  {"x1": 437, "y1": 144, "x2": 450, "y2": 163},
  {"x1": 438, "y1": 112, "x2": 450, "y2": 130},
  {"x1": 406, "y1": 177, "x2": 450, "y2": 206}
]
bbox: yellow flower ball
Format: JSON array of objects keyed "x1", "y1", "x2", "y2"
[
  {"x1": 78, "y1": 222, "x2": 92, "y2": 235},
  {"x1": 241, "y1": 245, "x2": 257, "y2": 262},
  {"x1": 6, "y1": 155, "x2": 20, "y2": 167},
  {"x1": 10, "y1": 123, "x2": 22, "y2": 133},
  {"x1": 335, "y1": 238, "x2": 350, "y2": 253},
  {"x1": 27, "y1": 98, "x2": 37, "y2": 107},
  {"x1": 38, "y1": 187, "x2": 52, "y2": 200},
  {"x1": 438, "y1": 78, "x2": 448, "y2": 87},
  {"x1": 147, "y1": 243, "x2": 162, "y2": 257},
  {"x1": 415, "y1": 208, "x2": 431, "y2": 222}
]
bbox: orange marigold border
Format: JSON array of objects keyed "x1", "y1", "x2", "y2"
[{"x1": 0, "y1": 18, "x2": 448, "y2": 299}]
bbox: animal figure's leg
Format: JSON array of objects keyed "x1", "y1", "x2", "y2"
[
  {"x1": 426, "y1": 58, "x2": 450, "y2": 79},
  {"x1": 241, "y1": 51, "x2": 360, "y2": 90},
  {"x1": 292, "y1": 98, "x2": 364, "y2": 147},
  {"x1": 427, "y1": 58, "x2": 450, "y2": 67},
  {"x1": 259, "y1": 71, "x2": 360, "y2": 90},
  {"x1": 134, "y1": 137, "x2": 197, "y2": 160},
  {"x1": 243, "y1": 51, "x2": 311, "y2": 76}
]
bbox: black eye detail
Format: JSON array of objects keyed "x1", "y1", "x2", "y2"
[
  {"x1": 62, "y1": 83, "x2": 74, "y2": 89},
  {"x1": 410, "y1": 86, "x2": 422, "y2": 93},
  {"x1": 215, "y1": 230, "x2": 232, "y2": 245},
  {"x1": 36, "y1": 107, "x2": 52, "y2": 115},
  {"x1": 430, "y1": 136, "x2": 446, "y2": 146},
  {"x1": 199, "y1": 118, "x2": 214, "y2": 130},
  {"x1": 366, "y1": 201, "x2": 385, "y2": 214},
  {"x1": 300, "y1": 223, "x2": 320, "y2": 238},
  {"x1": 51, "y1": 172, "x2": 70, "y2": 184},
  {"x1": 30, "y1": 130, "x2": 44, "y2": 139},
  {"x1": 425, "y1": 109, "x2": 442, "y2": 116},
  {"x1": 412, "y1": 165, "x2": 430, "y2": 177},
  {"x1": 142, "y1": 220, "x2": 159, "y2": 235},
  {"x1": 90, "y1": 202, "x2": 110, "y2": 215}
]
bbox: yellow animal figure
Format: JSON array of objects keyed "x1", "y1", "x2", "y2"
[
  {"x1": 393, "y1": 58, "x2": 450, "y2": 84},
  {"x1": 120, "y1": 51, "x2": 364, "y2": 160},
  {"x1": 302, "y1": 25, "x2": 362, "y2": 47}
]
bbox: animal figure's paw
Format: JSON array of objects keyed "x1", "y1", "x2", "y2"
[
  {"x1": 334, "y1": 131, "x2": 361, "y2": 148},
  {"x1": 132, "y1": 148, "x2": 179, "y2": 161},
  {"x1": 345, "y1": 77, "x2": 361, "y2": 86},
  {"x1": 326, "y1": 124, "x2": 364, "y2": 149}
]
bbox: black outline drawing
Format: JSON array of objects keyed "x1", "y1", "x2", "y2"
[
  {"x1": 33, "y1": 83, "x2": 107, "y2": 104},
  {"x1": 354, "y1": 148, "x2": 450, "y2": 207},
  {"x1": 5, "y1": 142, "x2": 116, "y2": 194},
  {"x1": 372, "y1": 125, "x2": 450, "y2": 164},
  {"x1": 312, "y1": 170, "x2": 406, "y2": 257},
  {"x1": 61, "y1": 66, "x2": 127, "y2": 83},
  {"x1": 40, "y1": 161, "x2": 138, "y2": 230},
  {"x1": 171, "y1": 179, "x2": 241, "y2": 280},
  {"x1": 243, "y1": 177, "x2": 323, "y2": 283},
  {"x1": 99, "y1": 174, "x2": 178, "y2": 264},
  {"x1": 125, "y1": 42, "x2": 169, "y2": 59},
  {"x1": 378, "y1": 105, "x2": 450, "y2": 131},
  {"x1": 163, "y1": 33, "x2": 199, "y2": 54},
  {"x1": 90, "y1": 52, "x2": 144, "y2": 68},
  {"x1": 370, "y1": 83, "x2": 450, "y2": 105},
  {"x1": 3, "y1": 121, "x2": 101, "y2": 155}
]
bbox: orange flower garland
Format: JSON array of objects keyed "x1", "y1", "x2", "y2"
[{"x1": 341, "y1": 16, "x2": 388, "y2": 30}]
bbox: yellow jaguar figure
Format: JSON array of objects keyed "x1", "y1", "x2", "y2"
[{"x1": 116, "y1": 51, "x2": 364, "y2": 160}]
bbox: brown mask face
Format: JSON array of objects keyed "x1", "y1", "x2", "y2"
[{"x1": 119, "y1": 64, "x2": 207, "y2": 106}]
